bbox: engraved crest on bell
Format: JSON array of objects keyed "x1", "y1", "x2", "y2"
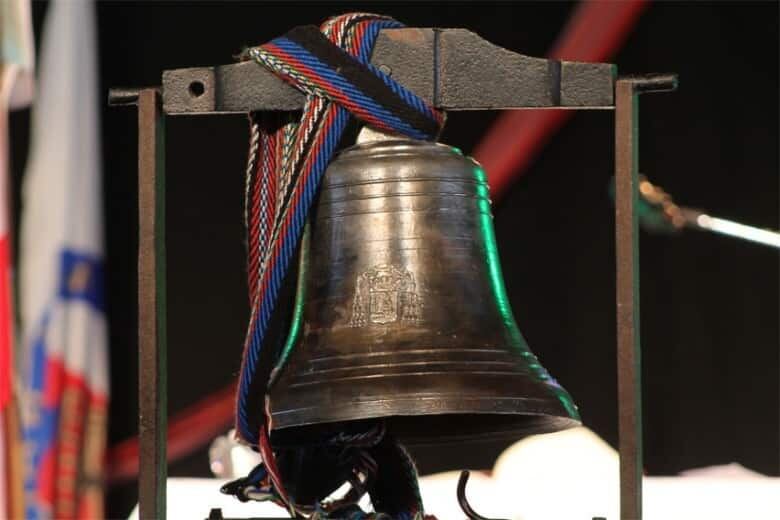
[{"x1": 350, "y1": 264, "x2": 421, "y2": 326}]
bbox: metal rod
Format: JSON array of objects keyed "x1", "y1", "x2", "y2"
[
  {"x1": 686, "y1": 212, "x2": 780, "y2": 249},
  {"x1": 137, "y1": 88, "x2": 167, "y2": 520},
  {"x1": 615, "y1": 77, "x2": 643, "y2": 520}
]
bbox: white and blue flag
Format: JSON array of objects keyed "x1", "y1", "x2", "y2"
[{"x1": 19, "y1": 0, "x2": 108, "y2": 518}]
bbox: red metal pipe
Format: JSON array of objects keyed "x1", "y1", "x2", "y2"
[
  {"x1": 473, "y1": 0, "x2": 650, "y2": 200},
  {"x1": 106, "y1": 383, "x2": 235, "y2": 483}
]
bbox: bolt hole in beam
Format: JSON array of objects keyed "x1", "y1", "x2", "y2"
[{"x1": 189, "y1": 80, "x2": 205, "y2": 98}]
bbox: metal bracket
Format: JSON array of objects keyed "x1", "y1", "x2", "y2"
[{"x1": 158, "y1": 28, "x2": 615, "y2": 115}]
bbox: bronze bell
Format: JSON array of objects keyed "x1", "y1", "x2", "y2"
[{"x1": 269, "y1": 131, "x2": 579, "y2": 445}]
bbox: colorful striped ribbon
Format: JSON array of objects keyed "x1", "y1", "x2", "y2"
[{"x1": 235, "y1": 13, "x2": 442, "y2": 512}]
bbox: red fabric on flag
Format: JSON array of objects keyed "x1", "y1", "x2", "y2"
[{"x1": 0, "y1": 236, "x2": 12, "y2": 411}]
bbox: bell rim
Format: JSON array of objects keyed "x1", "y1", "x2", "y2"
[{"x1": 270, "y1": 394, "x2": 581, "y2": 442}]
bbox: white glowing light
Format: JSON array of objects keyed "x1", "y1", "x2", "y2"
[{"x1": 695, "y1": 214, "x2": 780, "y2": 249}]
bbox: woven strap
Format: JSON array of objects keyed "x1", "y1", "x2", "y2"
[{"x1": 234, "y1": 13, "x2": 442, "y2": 512}]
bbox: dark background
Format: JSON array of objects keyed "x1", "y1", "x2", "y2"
[{"x1": 9, "y1": 1, "x2": 778, "y2": 518}]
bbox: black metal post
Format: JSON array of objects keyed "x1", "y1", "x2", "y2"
[
  {"x1": 137, "y1": 88, "x2": 168, "y2": 520},
  {"x1": 614, "y1": 74, "x2": 677, "y2": 520}
]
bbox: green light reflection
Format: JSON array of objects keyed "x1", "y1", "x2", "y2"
[
  {"x1": 472, "y1": 163, "x2": 579, "y2": 419},
  {"x1": 269, "y1": 221, "x2": 309, "y2": 388}
]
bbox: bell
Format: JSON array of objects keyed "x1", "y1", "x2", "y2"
[{"x1": 269, "y1": 131, "x2": 579, "y2": 445}]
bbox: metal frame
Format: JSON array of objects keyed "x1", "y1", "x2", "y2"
[
  {"x1": 614, "y1": 75, "x2": 677, "y2": 520},
  {"x1": 137, "y1": 89, "x2": 168, "y2": 520},
  {"x1": 109, "y1": 28, "x2": 677, "y2": 520}
]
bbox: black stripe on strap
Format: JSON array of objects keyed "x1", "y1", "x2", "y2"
[{"x1": 282, "y1": 25, "x2": 439, "y2": 138}]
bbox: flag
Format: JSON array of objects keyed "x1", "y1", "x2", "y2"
[
  {"x1": 1, "y1": 0, "x2": 35, "y2": 518},
  {"x1": 19, "y1": 0, "x2": 108, "y2": 518}
]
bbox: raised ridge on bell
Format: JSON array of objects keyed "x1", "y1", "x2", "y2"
[{"x1": 269, "y1": 133, "x2": 579, "y2": 447}]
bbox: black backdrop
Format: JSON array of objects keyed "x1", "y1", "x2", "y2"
[{"x1": 8, "y1": 2, "x2": 778, "y2": 518}]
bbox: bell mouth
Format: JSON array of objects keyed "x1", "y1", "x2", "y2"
[
  {"x1": 271, "y1": 394, "x2": 580, "y2": 447},
  {"x1": 387, "y1": 413, "x2": 581, "y2": 446}
]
